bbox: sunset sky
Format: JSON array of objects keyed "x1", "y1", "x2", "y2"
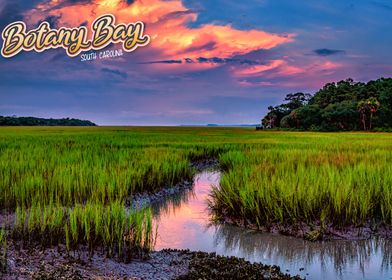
[{"x1": 1, "y1": 0, "x2": 391, "y2": 125}]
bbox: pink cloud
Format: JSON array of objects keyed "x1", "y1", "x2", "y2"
[
  {"x1": 24, "y1": 0, "x2": 294, "y2": 62},
  {"x1": 232, "y1": 59, "x2": 306, "y2": 83},
  {"x1": 233, "y1": 60, "x2": 285, "y2": 77},
  {"x1": 235, "y1": 59, "x2": 344, "y2": 88},
  {"x1": 23, "y1": 0, "x2": 347, "y2": 91}
]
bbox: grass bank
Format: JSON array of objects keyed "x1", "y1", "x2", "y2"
[{"x1": 211, "y1": 131, "x2": 392, "y2": 239}]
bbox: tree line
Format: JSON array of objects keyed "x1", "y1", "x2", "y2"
[
  {"x1": 0, "y1": 116, "x2": 96, "y2": 126},
  {"x1": 261, "y1": 78, "x2": 392, "y2": 131}
]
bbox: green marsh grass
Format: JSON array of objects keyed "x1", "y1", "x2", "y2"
[
  {"x1": 0, "y1": 228, "x2": 6, "y2": 273},
  {"x1": 1, "y1": 126, "x2": 392, "y2": 249},
  {"x1": 214, "y1": 133, "x2": 392, "y2": 228},
  {"x1": 13, "y1": 202, "x2": 152, "y2": 258}
]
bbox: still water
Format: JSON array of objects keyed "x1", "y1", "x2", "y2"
[{"x1": 153, "y1": 171, "x2": 392, "y2": 280}]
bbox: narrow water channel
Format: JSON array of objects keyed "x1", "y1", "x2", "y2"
[{"x1": 152, "y1": 171, "x2": 392, "y2": 280}]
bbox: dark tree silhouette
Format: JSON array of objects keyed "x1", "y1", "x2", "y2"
[
  {"x1": 261, "y1": 78, "x2": 392, "y2": 131},
  {"x1": 0, "y1": 116, "x2": 96, "y2": 126}
]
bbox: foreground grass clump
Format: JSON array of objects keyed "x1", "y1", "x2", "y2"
[
  {"x1": 0, "y1": 229, "x2": 7, "y2": 273},
  {"x1": 213, "y1": 133, "x2": 392, "y2": 229},
  {"x1": 13, "y1": 202, "x2": 152, "y2": 258}
]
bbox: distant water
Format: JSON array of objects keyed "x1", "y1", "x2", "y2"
[{"x1": 153, "y1": 171, "x2": 392, "y2": 280}]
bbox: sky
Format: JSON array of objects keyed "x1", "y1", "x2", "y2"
[{"x1": 0, "y1": 0, "x2": 391, "y2": 125}]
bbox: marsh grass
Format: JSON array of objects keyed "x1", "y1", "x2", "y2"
[
  {"x1": 214, "y1": 136, "x2": 392, "y2": 228},
  {"x1": 1, "y1": 126, "x2": 392, "y2": 250},
  {"x1": 12, "y1": 202, "x2": 152, "y2": 259},
  {"x1": 0, "y1": 228, "x2": 6, "y2": 273},
  {"x1": 0, "y1": 144, "x2": 194, "y2": 209},
  {"x1": 0, "y1": 127, "x2": 235, "y2": 255}
]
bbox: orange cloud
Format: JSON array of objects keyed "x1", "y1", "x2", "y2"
[{"x1": 24, "y1": 0, "x2": 294, "y2": 61}]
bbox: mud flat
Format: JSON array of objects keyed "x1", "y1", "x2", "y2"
[
  {"x1": 2, "y1": 244, "x2": 301, "y2": 280},
  {"x1": 218, "y1": 215, "x2": 392, "y2": 241},
  {"x1": 3, "y1": 244, "x2": 191, "y2": 280}
]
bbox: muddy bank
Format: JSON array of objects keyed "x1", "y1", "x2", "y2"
[
  {"x1": 128, "y1": 159, "x2": 219, "y2": 209},
  {"x1": 190, "y1": 158, "x2": 219, "y2": 172},
  {"x1": 176, "y1": 251, "x2": 302, "y2": 280},
  {"x1": 219, "y1": 215, "x2": 392, "y2": 241},
  {"x1": 2, "y1": 244, "x2": 301, "y2": 280},
  {"x1": 128, "y1": 180, "x2": 194, "y2": 209},
  {"x1": 3, "y1": 243, "x2": 191, "y2": 280}
]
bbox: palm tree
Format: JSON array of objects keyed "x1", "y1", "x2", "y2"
[{"x1": 357, "y1": 97, "x2": 380, "y2": 130}]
